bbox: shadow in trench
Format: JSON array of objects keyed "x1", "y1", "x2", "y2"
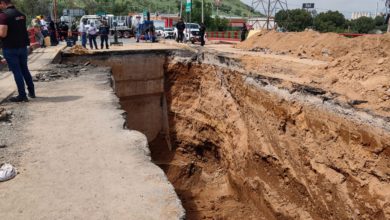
[
  {"x1": 149, "y1": 134, "x2": 203, "y2": 220},
  {"x1": 32, "y1": 96, "x2": 83, "y2": 103}
]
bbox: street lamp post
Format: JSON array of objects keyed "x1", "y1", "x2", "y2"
[
  {"x1": 179, "y1": 0, "x2": 183, "y2": 18},
  {"x1": 202, "y1": 0, "x2": 204, "y2": 23}
]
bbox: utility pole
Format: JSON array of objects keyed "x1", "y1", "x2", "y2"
[
  {"x1": 251, "y1": 0, "x2": 288, "y2": 30},
  {"x1": 214, "y1": 0, "x2": 221, "y2": 16},
  {"x1": 179, "y1": 0, "x2": 183, "y2": 18},
  {"x1": 266, "y1": 0, "x2": 271, "y2": 30},
  {"x1": 202, "y1": 0, "x2": 204, "y2": 23},
  {"x1": 53, "y1": 0, "x2": 58, "y2": 22},
  {"x1": 386, "y1": 0, "x2": 390, "y2": 32}
]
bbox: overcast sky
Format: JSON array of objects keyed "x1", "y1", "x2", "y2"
[{"x1": 241, "y1": 0, "x2": 388, "y2": 18}]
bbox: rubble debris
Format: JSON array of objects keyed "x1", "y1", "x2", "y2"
[
  {"x1": 0, "y1": 163, "x2": 17, "y2": 182},
  {"x1": 348, "y1": 100, "x2": 369, "y2": 106},
  {"x1": 0, "y1": 108, "x2": 13, "y2": 122},
  {"x1": 67, "y1": 45, "x2": 91, "y2": 55},
  {"x1": 33, "y1": 64, "x2": 87, "y2": 82},
  {"x1": 293, "y1": 84, "x2": 327, "y2": 96}
]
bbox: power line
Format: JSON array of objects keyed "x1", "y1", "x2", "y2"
[{"x1": 251, "y1": 0, "x2": 288, "y2": 29}]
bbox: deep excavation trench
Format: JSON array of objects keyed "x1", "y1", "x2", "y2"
[{"x1": 62, "y1": 50, "x2": 390, "y2": 220}]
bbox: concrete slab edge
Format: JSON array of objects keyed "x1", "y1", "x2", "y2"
[{"x1": 0, "y1": 45, "x2": 66, "y2": 104}]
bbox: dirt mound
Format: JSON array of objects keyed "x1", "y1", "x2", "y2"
[
  {"x1": 236, "y1": 31, "x2": 390, "y2": 118},
  {"x1": 67, "y1": 45, "x2": 91, "y2": 55},
  {"x1": 236, "y1": 30, "x2": 390, "y2": 61}
]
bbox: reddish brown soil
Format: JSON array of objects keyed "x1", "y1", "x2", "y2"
[
  {"x1": 231, "y1": 31, "x2": 390, "y2": 119},
  {"x1": 149, "y1": 59, "x2": 390, "y2": 220}
]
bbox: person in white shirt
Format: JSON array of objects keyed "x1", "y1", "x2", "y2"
[
  {"x1": 39, "y1": 16, "x2": 49, "y2": 37},
  {"x1": 79, "y1": 19, "x2": 87, "y2": 48},
  {"x1": 87, "y1": 22, "x2": 98, "y2": 49}
]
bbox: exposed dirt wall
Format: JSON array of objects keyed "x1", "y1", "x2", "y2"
[{"x1": 157, "y1": 55, "x2": 390, "y2": 219}]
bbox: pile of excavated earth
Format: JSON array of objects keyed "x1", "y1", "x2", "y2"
[
  {"x1": 236, "y1": 30, "x2": 390, "y2": 119},
  {"x1": 148, "y1": 32, "x2": 389, "y2": 219}
]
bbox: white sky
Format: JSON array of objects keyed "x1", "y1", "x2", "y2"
[{"x1": 241, "y1": 0, "x2": 388, "y2": 18}]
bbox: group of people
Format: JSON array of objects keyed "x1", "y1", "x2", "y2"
[
  {"x1": 32, "y1": 16, "x2": 75, "y2": 48},
  {"x1": 79, "y1": 19, "x2": 110, "y2": 50},
  {"x1": 32, "y1": 16, "x2": 111, "y2": 50}
]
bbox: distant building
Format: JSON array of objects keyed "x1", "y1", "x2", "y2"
[{"x1": 351, "y1": 12, "x2": 375, "y2": 19}]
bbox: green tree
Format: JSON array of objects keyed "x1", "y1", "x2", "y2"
[
  {"x1": 313, "y1": 10, "x2": 346, "y2": 33},
  {"x1": 212, "y1": 16, "x2": 229, "y2": 31},
  {"x1": 234, "y1": 9, "x2": 242, "y2": 16},
  {"x1": 14, "y1": 0, "x2": 51, "y2": 21},
  {"x1": 374, "y1": 15, "x2": 388, "y2": 32},
  {"x1": 350, "y1": 16, "x2": 376, "y2": 33},
  {"x1": 275, "y1": 9, "x2": 313, "y2": 31},
  {"x1": 190, "y1": 0, "x2": 213, "y2": 27}
]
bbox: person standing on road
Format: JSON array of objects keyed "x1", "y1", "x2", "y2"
[
  {"x1": 40, "y1": 16, "x2": 49, "y2": 39},
  {"x1": 387, "y1": 13, "x2": 390, "y2": 33},
  {"x1": 79, "y1": 19, "x2": 87, "y2": 48},
  {"x1": 88, "y1": 22, "x2": 98, "y2": 49},
  {"x1": 176, "y1": 19, "x2": 185, "y2": 43},
  {"x1": 49, "y1": 19, "x2": 58, "y2": 46},
  {"x1": 199, "y1": 23, "x2": 206, "y2": 46},
  {"x1": 32, "y1": 17, "x2": 44, "y2": 48},
  {"x1": 0, "y1": 0, "x2": 35, "y2": 102},
  {"x1": 99, "y1": 20, "x2": 109, "y2": 49},
  {"x1": 241, "y1": 22, "x2": 248, "y2": 42},
  {"x1": 70, "y1": 21, "x2": 78, "y2": 46}
]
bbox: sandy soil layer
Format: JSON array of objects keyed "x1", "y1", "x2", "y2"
[
  {"x1": 152, "y1": 54, "x2": 390, "y2": 219},
  {"x1": 210, "y1": 31, "x2": 390, "y2": 120}
]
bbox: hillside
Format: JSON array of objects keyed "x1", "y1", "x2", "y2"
[{"x1": 71, "y1": 0, "x2": 259, "y2": 17}]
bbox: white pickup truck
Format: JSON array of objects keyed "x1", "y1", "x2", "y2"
[{"x1": 174, "y1": 23, "x2": 201, "y2": 43}]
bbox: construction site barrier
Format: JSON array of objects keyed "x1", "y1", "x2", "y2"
[{"x1": 206, "y1": 31, "x2": 241, "y2": 41}]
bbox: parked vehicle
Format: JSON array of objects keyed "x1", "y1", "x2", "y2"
[
  {"x1": 163, "y1": 28, "x2": 175, "y2": 39},
  {"x1": 80, "y1": 15, "x2": 102, "y2": 30},
  {"x1": 174, "y1": 23, "x2": 201, "y2": 43},
  {"x1": 107, "y1": 15, "x2": 133, "y2": 38},
  {"x1": 155, "y1": 27, "x2": 164, "y2": 37}
]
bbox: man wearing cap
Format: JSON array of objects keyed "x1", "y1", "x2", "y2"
[{"x1": 0, "y1": 0, "x2": 35, "y2": 102}]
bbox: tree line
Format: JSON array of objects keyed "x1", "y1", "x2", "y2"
[
  {"x1": 275, "y1": 9, "x2": 388, "y2": 34},
  {"x1": 10, "y1": 0, "x2": 231, "y2": 31}
]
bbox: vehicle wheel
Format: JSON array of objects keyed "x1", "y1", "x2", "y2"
[
  {"x1": 123, "y1": 31, "x2": 131, "y2": 38},
  {"x1": 117, "y1": 31, "x2": 123, "y2": 38}
]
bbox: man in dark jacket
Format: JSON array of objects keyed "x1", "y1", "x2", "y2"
[
  {"x1": 0, "y1": 0, "x2": 35, "y2": 102},
  {"x1": 49, "y1": 19, "x2": 58, "y2": 46},
  {"x1": 199, "y1": 23, "x2": 206, "y2": 46},
  {"x1": 70, "y1": 21, "x2": 78, "y2": 46},
  {"x1": 58, "y1": 21, "x2": 69, "y2": 41},
  {"x1": 99, "y1": 20, "x2": 110, "y2": 49},
  {"x1": 241, "y1": 22, "x2": 248, "y2": 42},
  {"x1": 176, "y1": 19, "x2": 185, "y2": 43}
]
